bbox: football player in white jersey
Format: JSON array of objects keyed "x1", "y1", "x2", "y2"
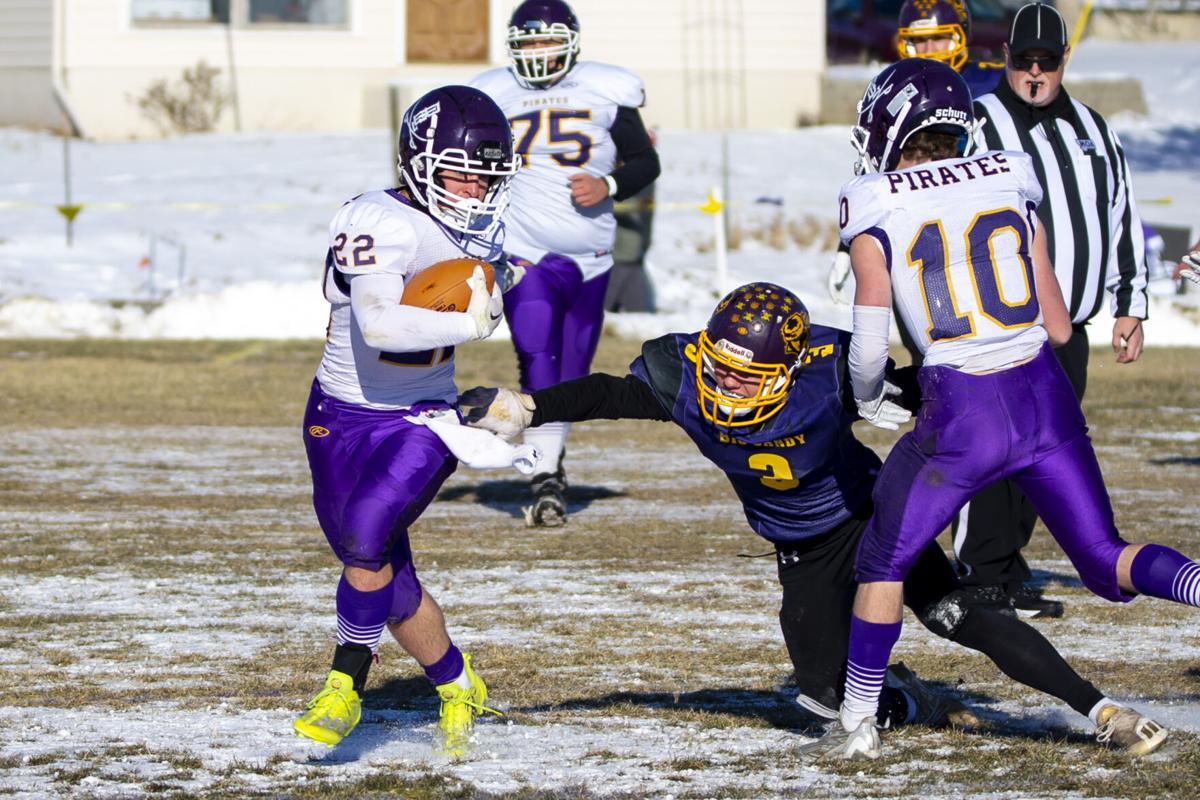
[
  {"x1": 809, "y1": 59, "x2": 1196, "y2": 761},
  {"x1": 469, "y1": 0, "x2": 660, "y2": 526},
  {"x1": 293, "y1": 85, "x2": 521, "y2": 757}
]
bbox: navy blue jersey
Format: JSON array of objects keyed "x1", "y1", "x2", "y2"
[
  {"x1": 629, "y1": 324, "x2": 881, "y2": 544},
  {"x1": 962, "y1": 62, "x2": 1003, "y2": 99}
]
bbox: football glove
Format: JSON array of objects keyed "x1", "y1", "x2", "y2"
[
  {"x1": 1179, "y1": 250, "x2": 1200, "y2": 286},
  {"x1": 855, "y1": 380, "x2": 912, "y2": 431},
  {"x1": 493, "y1": 255, "x2": 531, "y2": 293},
  {"x1": 458, "y1": 386, "x2": 535, "y2": 441},
  {"x1": 465, "y1": 265, "x2": 505, "y2": 340},
  {"x1": 827, "y1": 249, "x2": 852, "y2": 306}
]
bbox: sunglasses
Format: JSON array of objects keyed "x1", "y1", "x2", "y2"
[{"x1": 1009, "y1": 52, "x2": 1063, "y2": 72}]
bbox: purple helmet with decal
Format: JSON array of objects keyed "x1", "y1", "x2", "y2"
[
  {"x1": 695, "y1": 282, "x2": 811, "y2": 429},
  {"x1": 506, "y1": 0, "x2": 581, "y2": 88},
  {"x1": 898, "y1": 0, "x2": 972, "y2": 71},
  {"x1": 851, "y1": 58, "x2": 977, "y2": 175},
  {"x1": 398, "y1": 85, "x2": 520, "y2": 236}
]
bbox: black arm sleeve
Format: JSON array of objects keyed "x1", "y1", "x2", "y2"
[
  {"x1": 609, "y1": 106, "x2": 661, "y2": 201},
  {"x1": 531, "y1": 373, "x2": 672, "y2": 426}
]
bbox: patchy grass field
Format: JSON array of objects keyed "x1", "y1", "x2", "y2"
[{"x1": 1, "y1": 337, "x2": 1198, "y2": 799}]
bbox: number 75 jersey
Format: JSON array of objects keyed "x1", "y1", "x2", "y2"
[
  {"x1": 469, "y1": 62, "x2": 645, "y2": 279},
  {"x1": 838, "y1": 150, "x2": 1049, "y2": 372}
]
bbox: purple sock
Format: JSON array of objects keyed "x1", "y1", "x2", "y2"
[
  {"x1": 335, "y1": 575, "x2": 391, "y2": 651},
  {"x1": 423, "y1": 643, "x2": 464, "y2": 686},
  {"x1": 1130, "y1": 544, "x2": 1200, "y2": 606},
  {"x1": 841, "y1": 615, "x2": 902, "y2": 729}
]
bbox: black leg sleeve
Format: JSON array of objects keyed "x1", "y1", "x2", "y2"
[{"x1": 906, "y1": 542, "x2": 1103, "y2": 718}]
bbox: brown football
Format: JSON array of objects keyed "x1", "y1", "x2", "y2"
[{"x1": 400, "y1": 258, "x2": 495, "y2": 312}]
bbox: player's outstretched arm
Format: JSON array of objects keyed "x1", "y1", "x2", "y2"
[
  {"x1": 461, "y1": 372, "x2": 671, "y2": 435},
  {"x1": 459, "y1": 387, "x2": 535, "y2": 440}
]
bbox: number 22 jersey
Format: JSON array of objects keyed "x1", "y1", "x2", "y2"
[{"x1": 838, "y1": 150, "x2": 1049, "y2": 373}]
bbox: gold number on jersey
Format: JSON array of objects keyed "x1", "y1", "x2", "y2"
[
  {"x1": 509, "y1": 109, "x2": 594, "y2": 168},
  {"x1": 908, "y1": 207, "x2": 1040, "y2": 342},
  {"x1": 748, "y1": 453, "x2": 799, "y2": 491}
]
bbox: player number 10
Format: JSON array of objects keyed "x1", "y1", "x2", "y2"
[{"x1": 908, "y1": 208, "x2": 1040, "y2": 342}]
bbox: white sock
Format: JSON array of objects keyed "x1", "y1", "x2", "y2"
[
  {"x1": 523, "y1": 422, "x2": 568, "y2": 475},
  {"x1": 454, "y1": 669, "x2": 472, "y2": 690}
]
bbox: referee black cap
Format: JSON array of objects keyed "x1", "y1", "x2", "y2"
[{"x1": 1009, "y1": 2, "x2": 1068, "y2": 56}]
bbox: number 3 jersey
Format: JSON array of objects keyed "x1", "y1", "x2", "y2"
[
  {"x1": 469, "y1": 62, "x2": 646, "y2": 280},
  {"x1": 838, "y1": 150, "x2": 1049, "y2": 373},
  {"x1": 315, "y1": 189, "x2": 502, "y2": 410},
  {"x1": 630, "y1": 326, "x2": 881, "y2": 544}
]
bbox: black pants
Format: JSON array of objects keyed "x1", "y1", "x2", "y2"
[
  {"x1": 777, "y1": 504, "x2": 971, "y2": 711},
  {"x1": 777, "y1": 500, "x2": 1103, "y2": 720},
  {"x1": 951, "y1": 325, "x2": 1091, "y2": 588}
]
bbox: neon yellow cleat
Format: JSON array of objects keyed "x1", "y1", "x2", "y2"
[
  {"x1": 293, "y1": 669, "x2": 361, "y2": 747},
  {"x1": 435, "y1": 653, "x2": 501, "y2": 758}
]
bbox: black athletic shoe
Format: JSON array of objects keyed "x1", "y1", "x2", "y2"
[
  {"x1": 961, "y1": 585, "x2": 1017, "y2": 618},
  {"x1": 1008, "y1": 584, "x2": 1065, "y2": 619},
  {"x1": 524, "y1": 469, "x2": 567, "y2": 528}
]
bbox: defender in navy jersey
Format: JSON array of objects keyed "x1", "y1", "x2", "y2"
[{"x1": 459, "y1": 281, "x2": 1148, "y2": 745}]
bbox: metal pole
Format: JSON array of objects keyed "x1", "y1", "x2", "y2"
[
  {"x1": 62, "y1": 133, "x2": 73, "y2": 247},
  {"x1": 225, "y1": 3, "x2": 242, "y2": 132}
]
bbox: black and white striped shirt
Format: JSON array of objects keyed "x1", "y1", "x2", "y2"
[{"x1": 974, "y1": 79, "x2": 1148, "y2": 323}]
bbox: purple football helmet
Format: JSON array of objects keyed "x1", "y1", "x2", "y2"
[
  {"x1": 506, "y1": 0, "x2": 581, "y2": 88},
  {"x1": 898, "y1": 0, "x2": 971, "y2": 71},
  {"x1": 851, "y1": 58, "x2": 978, "y2": 175},
  {"x1": 398, "y1": 85, "x2": 520, "y2": 236},
  {"x1": 695, "y1": 282, "x2": 811, "y2": 429}
]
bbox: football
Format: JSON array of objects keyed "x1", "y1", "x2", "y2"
[{"x1": 400, "y1": 258, "x2": 495, "y2": 312}]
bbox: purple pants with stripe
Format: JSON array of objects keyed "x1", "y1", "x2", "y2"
[
  {"x1": 303, "y1": 380, "x2": 457, "y2": 573},
  {"x1": 856, "y1": 344, "x2": 1132, "y2": 602},
  {"x1": 504, "y1": 252, "x2": 611, "y2": 392}
]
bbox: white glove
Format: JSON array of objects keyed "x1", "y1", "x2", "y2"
[
  {"x1": 494, "y1": 256, "x2": 531, "y2": 293},
  {"x1": 1179, "y1": 250, "x2": 1200, "y2": 285},
  {"x1": 827, "y1": 249, "x2": 852, "y2": 306},
  {"x1": 855, "y1": 380, "x2": 912, "y2": 431},
  {"x1": 458, "y1": 386, "x2": 536, "y2": 441},
  {"x1": 465, "y1": 265, "x2": 505, "y2": 340}
]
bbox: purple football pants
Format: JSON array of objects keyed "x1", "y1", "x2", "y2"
[
  {"x1": 504, "y1": 252, "x2": 611, "y2": 392},
  {"x1": 303, "y1": 381, "x2": 457, "y2": 617},
  {"x1": 856, "y1": 344, "x2": 1132, "y2": 603}
]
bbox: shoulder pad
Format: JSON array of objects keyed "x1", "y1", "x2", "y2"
[
  {"x1": 329, "y1": 192, "x2": 419, "y2": 276},
  {"x1": 837, "y1": 176, "x2": 888, "y2": 248},
  {"x1": 466, "y1": 67, "x2": 512, "y2": 93},
  {"x1": 575, "y1": 62, "x2": 646, "y2": 107},
  {"x1": 635, "y1": 333, "x2": 686, "y2": 409}
]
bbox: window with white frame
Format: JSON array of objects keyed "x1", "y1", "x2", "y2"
[{"x1": 132, "y1": 0, "x2": 347, "y2": 26}]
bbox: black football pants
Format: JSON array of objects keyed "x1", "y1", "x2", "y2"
[
  {"x1": 951, "y1": 324, "x2": 1090, "y2": 588},
  {"x1": 776, "y1": 499, "x2": 1102, "y2": 721}
]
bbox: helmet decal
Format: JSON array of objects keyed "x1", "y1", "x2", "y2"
[{"x1": 695, "y1": 282, "x2": 811, "y2": 429}]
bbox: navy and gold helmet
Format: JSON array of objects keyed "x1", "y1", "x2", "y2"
[
  {"x1": 695, "y1": 282, "x2": 811, "y2": 429},
  {"x1": 897, "y1": 0, "x2": 971, "y2": 71}
]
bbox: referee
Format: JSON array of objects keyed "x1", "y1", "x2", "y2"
[{"x1": 955, "y1": 1, "x2": 1150, "y2": 618}]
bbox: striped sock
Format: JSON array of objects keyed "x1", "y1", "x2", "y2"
[
  {"x1": 335, "y1": 575, "x2": 390, "y2": 651},
  {"x1": 840, "y1": 615, "x2": 902, "y2": 731},
  {"x1": 1130, "y1": 544, "x2": 1200, "y2": 606}
]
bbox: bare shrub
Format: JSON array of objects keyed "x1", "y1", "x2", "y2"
[{"x1": 135, "y1": 61, "x2": 230, "y2": 135}]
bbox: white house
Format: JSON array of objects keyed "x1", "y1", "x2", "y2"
[{"x1": 2, "y1": 0, "x2": 826, "y2": 139}]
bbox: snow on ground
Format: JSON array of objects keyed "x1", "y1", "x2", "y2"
[{"x1": 1, "y1": 39, "x2": 1198, "y2": 343}]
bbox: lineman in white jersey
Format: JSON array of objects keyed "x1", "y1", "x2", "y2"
[
  {"x1": 469, "y1": 0, "x2": 660, "y2": 526},
  {"x1": 294, "y1": 86, "x2": 522, "y2": 757}
]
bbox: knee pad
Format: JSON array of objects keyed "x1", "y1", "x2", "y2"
[
  {"x1": 915, "y1": 590, "x2": 971, "y2": 639},
  {"x1": 387, "y1": 561, "x2": 423, "y2": 623}
]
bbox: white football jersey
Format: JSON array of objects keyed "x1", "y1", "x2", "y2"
[
  {"x1": 470, "y1": 61, "x2": 646, "y2": 280},
  {"x1": 315, "y1": 190, "x2": 503, "y2": 409},
  {"x1": 839, "y1": 150, "x2": 1049, "y2": 373}
]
